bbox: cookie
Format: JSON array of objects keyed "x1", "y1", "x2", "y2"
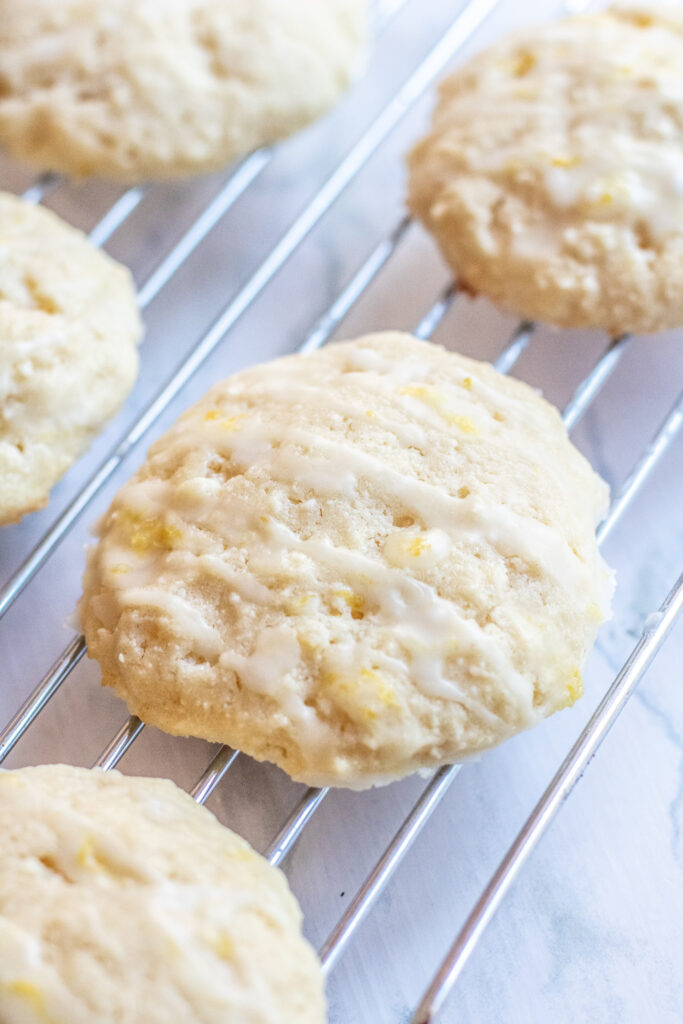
[
  {"x1": 0, "y1": 764, "x2": 325, "y2": 1024},
  {"x1": 0, "y1": 0, "x2": 367, "y2": 182},
  {"x1": 80, "y1": 333, "x2": 613, "y2": 789},
  {"x1": 407, "y1": 6, "x2": 683, "y2": 335},
  {"x1": 0, "y1": 191, "x2": 142, "y2": 526}
]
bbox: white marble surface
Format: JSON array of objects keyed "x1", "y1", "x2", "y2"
[{"x1": 1, "y1": 1, "x2": 682, "y2": 1022}]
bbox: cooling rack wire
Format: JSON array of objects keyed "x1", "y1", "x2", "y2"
[{"x1": 1, "y1": 0, "x2": 682, "y2": 1021}]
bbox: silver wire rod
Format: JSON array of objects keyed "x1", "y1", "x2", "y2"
[
  {"x1": 317, "y1": 365, "x2": 683, "y2": 978},
  {"x1": 299, "y1": 215, "x2": 412, "y2": 354},
  {"x1": 563, "y1": 334, "x2": 631, "y2": 432},
  {"x1": 190, "y1": 746, "x2": 241, "y2": 804},
  {"x1": 414, "y1": 283, "x2": 458, "y2": 341},
  {"x1": 92, "y1": 715, "x2": 144, "y2": 770},
  {"x1": 20, "y1": 173, "x2": 60, "y2": 204},
  {"x1": 0, "y1": 0, "x2": 503, "y2": 625},
  {"x1": 136, "y1": 151, "x2": 271, "y2": 309},
  {"x1": 493, "y1": 321, "x2": 536, "y2": 374},
  {"x1": 372, "y1": 0, "x2": 407, "y2": 30},
  {"x1": 88, "y1": 187, "x2": 146, "y2": 248},
  {"x1": 0, "y1": 635, "x2": 87, "y2": 764},
  {"x1": 265, "y1": 787, "x2": 329, "y2": 868},
  {"x1": 597, "y1": 392, "x2": 683, "y2": 547},
  {"x1": 319, "y1": 764, "x2": 458, "y2": 971},
  {"x1": 411, "y1": 570, "x2": 683, "y2": 1024}
]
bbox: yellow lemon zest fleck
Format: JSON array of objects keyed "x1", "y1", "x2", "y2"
[
  {"x1": 76, "y1": 837, "x2": 119, "y2": 876},
  {"x1": 5, "y1": 980, "x2": 47, "y2": 1014},
  {"x1": 448, "y1": 414, "x2": 476, "y2": 434},
  {"x1": 407, "y1": 535, "x2": 430, "y2": 557},
  {"x1": 203, "y1": 410, "x2": 245, "y2": 431},
  {"x1": 587, "y1": 602, "x2": 604, "y2": 623},
  {"x1": 297, "y1": 631, "x2": 317, "y2": 657},
  {"x1": 286, "y1": 593, "x2": 313, "y2": 615},
  {"x1": 560, "y1": 669, "x2": 584, "y2": 710},
  {"x1": 227, "y1": 845, "x2": 255, "y2": 863},
  {"x1": 333, "y1": 588, "x2": 365, "y2": 619},
  {"x1": 360, "y1": 669, "x2": 401, "y2": 710},
  {"x1": 401, "y1": 384, "x2": 431, "y2": 401},
  {"x1": 365, "y1": 409, "x2": 378, "y2": 419},
  {"x1": 512, "y1": 51, "x2": 536, "y2": 77},
  {"x1": 76, "y1": 836, "x2": 96, "y2": 868},
  {"x1": 400, "y1": 385, "x2": 477, "y2": 433},
  {"x1": 324, "y1": 669, "x2": 400, "y2": 722},
  {"x1": 117, "y1": 509, "x2": 182, "y2": 554},
  {"x1": 462, "y1": 377, "x2": 473, "y2": 390},
  {"x1": 110, "y1": 564, "x2": 129, "y2": 575},
  {"x1": 551, "y1": 155, "x2": 582, "y2": 168},
  {"x1": 76, "y1": 836, "x2": 111, "y2": 872},
  {"x1": 590, "y1": 175, "x2": 629, "y2": 209},
  {"x1": 213, "y1": 933, "x2": 235, "y2": 960}
]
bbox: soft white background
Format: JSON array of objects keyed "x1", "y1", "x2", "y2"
[{"x1": 1, "y1": 1, "x2": 682, "y2": 1021}]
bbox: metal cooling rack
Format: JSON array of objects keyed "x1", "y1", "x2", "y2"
[{"x1": 1, "y1": 1, "x2": 682, "y2": 1021}]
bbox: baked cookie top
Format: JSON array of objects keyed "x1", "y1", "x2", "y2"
[
  {"x1": 80, "y1": 333, "x2": 613, "y2": 788},
  {"x1": 0, "y1": 764, "x2": 325, "y2": 1024},
  {"x1": 0, "y1": 191, "x2": 141, "y2": 526},
  {"x1": 407, "y1": 6, "x2": 683, "y2": 335},
  {"x1": 0, "y1": 0, "x2": 367, "y2": 182}
]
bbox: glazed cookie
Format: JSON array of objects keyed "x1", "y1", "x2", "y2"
[
  {"x1": 0, "y1": 192, "x2": 142, "y2": 526},
  {"x1": 0, "y1": 0, "x2": 367, "y2": 182},
  {"x1": 407, "y1": 6, "x2": 683, "y2": 335},
  {"x1": 0, "y1": 764, "x2": 325, "y2": 1024},
  {"x1": 80, "y1": 334, "x2": 613, "y2": 788}
]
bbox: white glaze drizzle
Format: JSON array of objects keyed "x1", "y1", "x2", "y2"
[
  {"x1": 98, "y1": 349, "x2": 610, "y2": 735},
  {"x1": 261, "y1": 519, "x2": 536, "y2": 725},
  {"x1": 117, "y1": 588, "x2": 223, "y2": 659}
]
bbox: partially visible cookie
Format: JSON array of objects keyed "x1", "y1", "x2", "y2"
[
  {"x1": 0, "y1": 764, "x2": 325, "y2": 1024},
  {"x1": 0, "y1": 0, "x2": 367, "y2": 182},
  {"x1": 407, "y1": 6, "x2": 683, "y2": 335},
  {"x1": 80, "y1": 333, "x2": 613, "y2": 789},
  {"x1": 0, "y1": 191, "x2": 142, "y2": 526}
]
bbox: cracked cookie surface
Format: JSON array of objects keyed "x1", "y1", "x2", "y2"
[
  {"x1": 0, "y1": 191, "x2": 141, "y2": 525},
  {"x1": 81, "y1": 334, "x2": 613, "y2": 788},
  {"x1": 0, "y1": 0, "x2": 367, "y2": 181},
  {"x1": 0, "y1": 764, "x2": 325, "y2": 1024},
  {"x1": 408, "y1": 6, "x2": 683, "y2": 334}
]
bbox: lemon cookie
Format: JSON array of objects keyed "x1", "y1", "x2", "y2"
[
  {"x1": 407, "y1": 6, "x2": 683, "y2": 335},
  {"x1": 80, "y1": 333, "x2": 613, "y2": 789},
  {"x1": 0, "y1": 192, "x2": 141, "y2": 526},
  {"x1": 0, "y1": 0, "x2": 367, "y2": 182},
  {"x1": 0, "y1": 764, "x2": 325, "y2": 1024}
]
